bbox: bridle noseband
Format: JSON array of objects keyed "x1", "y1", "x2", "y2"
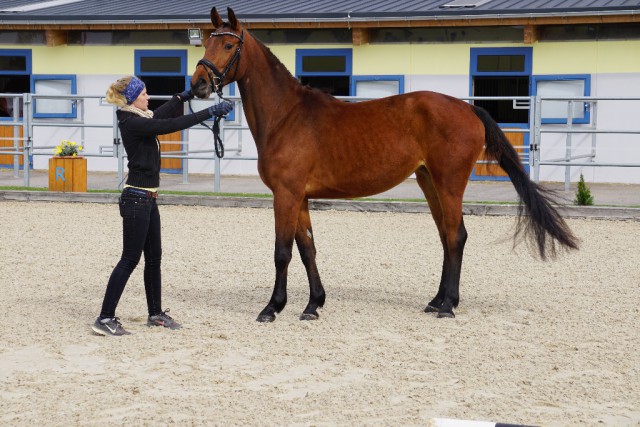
[{"x1": 196, "y1": 30, "x2": 244, "y2": 98}]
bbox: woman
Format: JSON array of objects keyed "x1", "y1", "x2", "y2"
[{"x1": 92, "y1": 75, "x2": 233, "y2": 336}]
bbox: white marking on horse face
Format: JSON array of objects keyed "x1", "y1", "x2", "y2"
[{"x1": 307, "y1": 229, "x2": 313, "y2": 239}]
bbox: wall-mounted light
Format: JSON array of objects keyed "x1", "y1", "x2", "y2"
[{"x1": 188, "y1": 28, "x2": 203, "y2": 46}]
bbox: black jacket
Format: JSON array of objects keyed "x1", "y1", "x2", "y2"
[{"x1": 117, "y1": 96, "x2": 211, "y2": 188}]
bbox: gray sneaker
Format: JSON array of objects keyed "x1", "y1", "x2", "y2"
[
  {"x1": 92, "y1": 317, "x2": 131, "y2": 336},
  {"x1": 147, "y1": 309, "x2": 182, "y2": 329}
]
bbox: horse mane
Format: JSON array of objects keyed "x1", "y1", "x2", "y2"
[{"x1": 249, "y1": 31, "x2": 336, "y2": 104}]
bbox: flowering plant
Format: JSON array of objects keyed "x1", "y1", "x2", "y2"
[{"x1": 54, "y1": 140, "x2": 83, "y2": 157}]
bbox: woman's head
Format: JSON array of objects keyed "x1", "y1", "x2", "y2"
[{"x1": 106, "y1": 76, "x2": 149, "y2": 110}]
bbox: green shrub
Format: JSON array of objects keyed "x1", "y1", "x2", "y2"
[{"x1": 575, "y1": 173, "x2": 594, "y2": 206}]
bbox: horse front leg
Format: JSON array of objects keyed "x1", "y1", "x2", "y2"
[
  {"x1": 296, "y1": 198, "x2": 325, "y2": 320},
  {"x1": 256, "y1": 191, "x2": 303, "y2": 323}
]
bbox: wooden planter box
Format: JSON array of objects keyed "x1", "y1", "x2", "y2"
[{"x1": 48, "y1": 156, "x2": 87, "y2": 192}]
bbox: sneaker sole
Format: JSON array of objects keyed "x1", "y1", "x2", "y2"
[
  {"x1": 91, "y1": 325, "x2": 110, "y2": 336},
  {"x1": 147, "y1": 321, "x2": 182, "y2": 330},
  {"x1": 91, "y1": 325, "x2": 131, "y2": 336}
]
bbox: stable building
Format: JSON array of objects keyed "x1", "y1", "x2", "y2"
[{"x1": 1, "y1": 0, "x2": 640, "y2": 184}]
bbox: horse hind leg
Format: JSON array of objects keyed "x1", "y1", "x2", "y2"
[
  {"x1": 295, "y1": 199, "x2": 326, "y2": 320},
  {"x1": 415, "y1": 167, "x2": 467, "y2": 318}
]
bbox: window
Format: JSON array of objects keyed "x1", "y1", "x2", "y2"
[
  {"x1": 296, "y1": 49, "x2": 352, "y2": 96},
  {"x1": 135, "y1": 50, "x2": 187, "y2": 111},
  {"x1": 539, "y1": 24, "x2": 640, "y2": 41},
  {"x1": 252, "y1": 29, "x2": 351, "y2": 44},
  {"x1": 135, "y1": 50, "x2": 189, "y2": 173},
  {"x1": 532, "y1": 74, "x2": 591, "y2": 124},
  {"x1": 470, "y1": 47, "x2": 531, "y2": 181},
  {"x1": 0, "y1": 49, "x2": 31, "y2": 119},
  {"x1": 441, "y1": 0, "x2": 493, "y2": 7},
  {"x1": 470, "y1": 47, "x2": 532, "y2": 124},
  {"x1": 0, "y1": 31, "x2": 45, "y2": 45},
  {"x1": 67, "y1": 31, "x2": 188, "y2": 45},
  {"x1": 32, "y1": 75, "x2": 77, "y2": 118},
  {"x1": 369, "y1": 26, "x2": 523, "y2": 44},
  {"x1": 351, "y1": 75, "x2": 404, "y2": 97}
]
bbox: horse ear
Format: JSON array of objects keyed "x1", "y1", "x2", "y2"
[
  {"x1": 227, "y1": 7, "x2": 239, "y2": 30},
  {"x1": 211, "y1": 7, "x2": 223, "y2": 28}
]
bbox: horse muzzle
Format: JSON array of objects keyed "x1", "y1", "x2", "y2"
[{"x1": 191, "y1": 77, "x2": 213, "y2": 99}]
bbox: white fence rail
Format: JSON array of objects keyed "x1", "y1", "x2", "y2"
[{"x1": 1, "y1": 93, "x2": 640, "y2": 191}]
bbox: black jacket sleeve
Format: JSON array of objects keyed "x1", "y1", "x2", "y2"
[
  {"x1": 153, "y1": 95, "x2": 182, "y2": 119},
  {"x1": 122, "y1": 108, "x2": 212, "y2": 137}
]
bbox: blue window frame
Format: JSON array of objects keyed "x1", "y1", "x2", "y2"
[
  {"x1": 350, "y1": 75, "x2": 404, "y2": 97},
  {"x1": 470, "y1": 47, "x2": 532, "y2": 77},
  {"x1": 0, "y1": 49, "x2": 31, "y2": 76},
  {"x1": 0, "y1": 49, "x2": 31, "y2": 121},
  {"x1": 532, "y1": 74, "x2": 591, "y2": 124},
  {"x1": 31, "y1": 75, "x2": 77, "y2": 118},
  {"x1": 296, "y1": 48, "x2": 352, "y2": 77},
  {"x1": 469, "y1": 47, "x2": 533, "y2": 181},
  {"x1": 135, "y1": 50, "x2": 189, "y2": 173},
  {"x1": 296, "y1": 48, "x2": 353, "y2": 96},
  {"x1": 134, "y1": 50, "x2": 187, "y2": 76}
]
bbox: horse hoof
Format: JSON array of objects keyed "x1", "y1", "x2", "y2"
[
  {"x1": 424, "y1": 305, "x2": 439, "y2": 313},
  {"x1": 256, "y1": 314, "x2": 276, "y2": 323},
  {"x1": 437, "y1": 311, "x2": 455, "y2": 319},
  {"x1": 299, "y1": 312, "x2": 319, "y2": 321}
]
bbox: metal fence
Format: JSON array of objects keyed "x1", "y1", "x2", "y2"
[{"x1": 1, "y1": 93, "x2": 639, "y2": 192}]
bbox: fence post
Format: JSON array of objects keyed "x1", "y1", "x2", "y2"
[
  {"x1": 533, "y1": 96, "x2": 542, "y2": 183},
  {"x1": 22, "y1": 93, "x2": 32, "y2": 187},
  {"x1": 12, "y1": 96, "x2": 20, "y2": 177},
  {"x1": 590, "y1": 100, "x2": 598, "y2": 165},
  {"x1": 564, "y1": 101, "x2": 575, "y2": 191}
]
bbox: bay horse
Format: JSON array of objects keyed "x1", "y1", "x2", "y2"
[{"x1": 191, "y1": 7, "x2": 579, "y2": 322}]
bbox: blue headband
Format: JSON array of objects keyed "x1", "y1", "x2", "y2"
[{"x1": 122, "y1": 77, "x2": 145, "y2": 104}]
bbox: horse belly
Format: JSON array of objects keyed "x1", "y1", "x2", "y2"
[{"x1": 305, "y1": 156, "x2": 422, "y2": 199}]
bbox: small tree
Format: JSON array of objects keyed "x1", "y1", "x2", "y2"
[{"x1": 575, "y1": 173, "x2": 594, "y2": 206}]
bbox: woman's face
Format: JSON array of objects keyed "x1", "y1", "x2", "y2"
[{"x1": 131, "y1": 87, "x2": 149, "y2": 111}]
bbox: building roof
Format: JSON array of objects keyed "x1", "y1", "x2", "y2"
[{"x1": 1, "y1": 0, "x2": 639, "y2": 26}]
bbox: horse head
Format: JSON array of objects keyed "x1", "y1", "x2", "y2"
[{"x1": 191, "y1": 7, "x2": 245, "y2": 99}]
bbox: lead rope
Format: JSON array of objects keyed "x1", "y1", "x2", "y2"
[{"x1": 188, "y1": 96, "x2": 225, "y2": 159}]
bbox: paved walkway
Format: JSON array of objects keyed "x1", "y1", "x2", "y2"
[
  {"x1": 1, "y1": 169, "x2": 639, "y2": 219},
  {"x1": 2, "y1": 168, "x2": 639, "y2": 205}
]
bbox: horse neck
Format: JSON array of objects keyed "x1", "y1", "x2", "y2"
[{"x1": 236, "y1": 37, "x2": 301, "y2": 149}]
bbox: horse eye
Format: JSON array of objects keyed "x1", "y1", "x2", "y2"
[{"x1": 225, "y1": 43, "x2": 233, "y2": 50}]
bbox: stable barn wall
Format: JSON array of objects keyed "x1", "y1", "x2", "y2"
[{"x1": 5, "y1": 39, "x2": 640, "y2": 183}]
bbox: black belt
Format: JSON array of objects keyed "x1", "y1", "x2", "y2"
[{"x1": 123, "y1": 187, "x2": 158, "y2": 198}]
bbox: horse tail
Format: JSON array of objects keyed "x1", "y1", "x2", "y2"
[{"x1": 472, "y1": 105, "x2": 579, "y2": 259}]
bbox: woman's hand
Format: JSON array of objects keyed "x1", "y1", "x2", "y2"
[{"x1": 208, "y1": 101, "x2": 234, "y2": 117}]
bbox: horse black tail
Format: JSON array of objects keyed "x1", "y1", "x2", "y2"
[{"x1": 472, "y1": 105, "x2": 579, "y2": 259}]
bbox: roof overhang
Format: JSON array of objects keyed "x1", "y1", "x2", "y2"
[{"x1": 1, "y1": 9, "x2": 640, "y2": 31}]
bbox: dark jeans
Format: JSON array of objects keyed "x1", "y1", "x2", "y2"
[{"x1": 99, "y1": 189, "x2": 162, "y2": 318}]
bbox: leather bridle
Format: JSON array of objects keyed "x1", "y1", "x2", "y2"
[
  {"x1": 196, "y1": 30, "x2": 244, "y2": 98},
  {"x1": 190, "y1": 30, "x2": 244, "y2": 159}
]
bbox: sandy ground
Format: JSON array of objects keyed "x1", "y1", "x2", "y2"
[{"x1": 1, "y1": 200, "x2": 639, "y2": 426}]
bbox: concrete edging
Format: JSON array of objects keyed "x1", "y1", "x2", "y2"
[{"x1": 1, "y1": 190, "x2": 639, "y2": 220}]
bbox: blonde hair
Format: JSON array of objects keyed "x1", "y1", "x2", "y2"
[{"x1": 105, "y1": 76, "x2": 134, "y2": 107}]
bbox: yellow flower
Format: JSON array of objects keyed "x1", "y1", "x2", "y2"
[{"x1": 54, "y1": 139, "x2": 82, "y2": 156}]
